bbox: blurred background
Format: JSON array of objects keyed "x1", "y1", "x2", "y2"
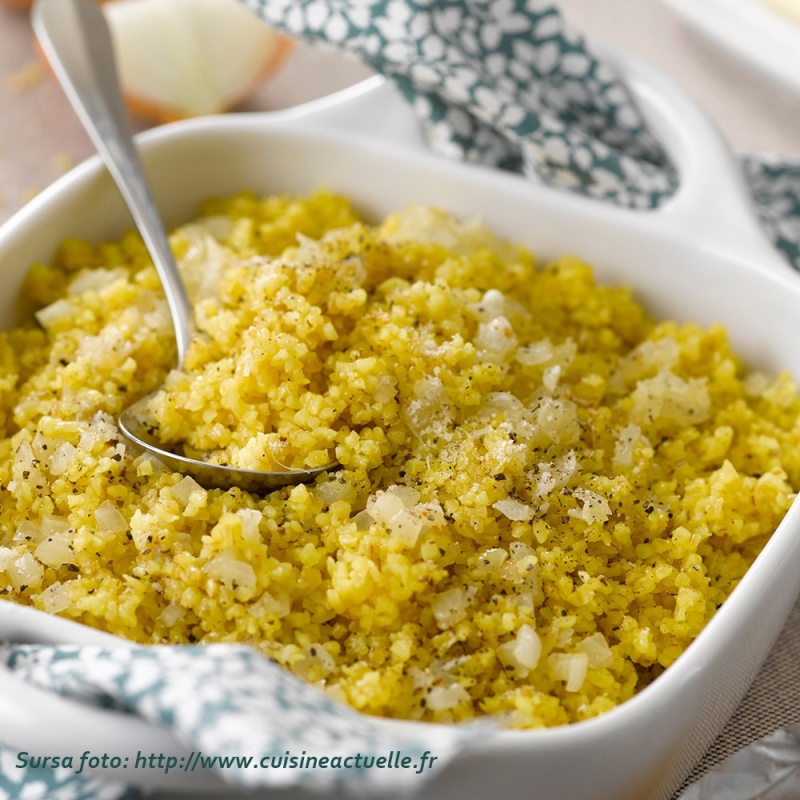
[{"x1": 1, "y1": 0, "x2": 800, "y2": 228}]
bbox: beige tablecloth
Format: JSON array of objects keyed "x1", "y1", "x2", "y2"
[{"x1": 2, "y1": 1, "x2": 800, "y2": 798}]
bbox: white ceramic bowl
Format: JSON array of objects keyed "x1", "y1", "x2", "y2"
[{"x1": 1, "y1": 47, "x2": 799, "y2": 800}]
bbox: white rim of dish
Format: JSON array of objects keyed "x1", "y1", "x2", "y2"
[{"x1": 662, "y1": 0, "x2": 800, "y2": 96}]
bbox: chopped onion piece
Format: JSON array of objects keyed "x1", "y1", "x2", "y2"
[
  {"x1": 576, "y1": 632, "x2": 614, "y2": 669},
  {"x1": 39, "y1": 582, "x2": 71, "y2": 614},
  {"x1": 426, "y1": 683, "x2": 470, "y2": 711},
  {"x1": 34, "y1": 533, "x2": 73, "y2": 569},
  {"x1": 7, "y1": 552, "x2": 44, "y2": 591},
  {"x1": 366, "y1": 487, "x2": 437, "y2": 546},
  {"x1": 431, "y1": 587, "x2": 467, "y2": 629},
  {"x1": 304, "y1": 643, "x2": 337, "y2": 675},
  {"x1": 568, "y1": 489, "x2": 611, "y2": 525},
  {"x1": 250, "y1": 591, "x2": 291, "y2": 619},
  {"x1": 386, "y1": 484, "x2": 421, "y2": 508},
  {"x1": 509, "y1": 542, "x2": 535, "y2": 561},
  {"x1": 159, "y1": 603, "x2": 185, "y2": 627},
  {"x1": 236, "y1": 508, "x2": 262, "y2": 540},
  {"x1": 171, "y1": 475, "x2": 206, "y2": 506},
  {"x1": 366, "y1": 490, "x2": 406, "y2": 525},
  {"x1": 315, "y1": 479, "x2": 354, "y2": 506},
  {"x1": 353, "y1": 510, "x2": 373, "y2": 531},
  {"x1": 48, "y1": 442, "x2": 77, "y2": 476},
  {"x1": 478, "y1": 547, "x2": 508, "y2": 573},
  {"x1": 42, "y1": 515, "x2": 71, "y2": 536},
  {"x1": 95, "y1": 501, "x2": 129, "y2": 533},
  {"x1": 499, "y1": 624, "x2": 542, "y2": 676},
  {"x1": 203, "y1": 553, "x2": 257, "y2": 597},
  {"x1": 469, "y1": 289, "x2": 506, "y2": 322},
  {"x1": 386, "y1": 508, "x2": 423, "y2": 547},
  {"x1": 35, "y1": 298, "x2": 74, "y2": 329},
  {"x1": 475, "y1": 316, "x2": 517, "y2": 363},
  {"x1": 549, "y1": 652, "x2": 589, "y2": 692},
  {"x1": 630, "y1": 370, "x2": 710, "y2": 429},
  {"x1": 417, "y1": 502, "x2": 445, "y2": 529},
  {"x1": 0, "y1": 547, "x2": 16, "y2": 571},
  {"x1": 68, "y1": 266, "x2": 128, "y2": 295},
  {"x1": 493, "y1": 498, "x2": 533, "y2": 521},
  {"x1": 373, "y1": 375, "x2": 396, "y2": 403},
  {"x1": 533, "y1": 451, "x2": 578, "y2": 498},
  {"x1": 514, "y1": 624, "x2": 542, "y2": 669},
  {"x1": 543, "y1": 365, "x2": 561, "y2": 392},
  {"x1": 613, "y1": 423, "x2": 644, "y2": 470},
  {"x1": 515, "y1": 338, "x2": 554, "y2": 366},
  {"x1": 13, "y1": 521, "x2": 43, "y2": 545}
]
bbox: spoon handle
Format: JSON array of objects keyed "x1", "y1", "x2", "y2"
[{"x1": 32, "y1": 0, "x2": 193, "y2": 367}]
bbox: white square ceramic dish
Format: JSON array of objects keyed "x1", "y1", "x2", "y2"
[{"x1": 1, "y1": 47, "x2": 799, "y2": 800}]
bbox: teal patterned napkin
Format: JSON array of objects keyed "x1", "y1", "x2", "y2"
[
  {"x1": 0, "y1": 644, "x2": 486, "y2": 800},
  {"x1": 242, "y1": 0, "x2": 800, "y2": 270},
  {"x1": 4, "y1": 2, "x2": 800, "y2": 800}
]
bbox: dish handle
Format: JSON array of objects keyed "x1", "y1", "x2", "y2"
[
  {"x1": 271, "y1": 73, "x2": 429, "y2": 154},
  {"x1": 277, "y1": 49, "x2": 790, "y2": 280}
]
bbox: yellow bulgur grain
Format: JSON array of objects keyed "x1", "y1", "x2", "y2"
[{"x1": 1, "y1": 189, "x2": 799, "y2": 728}]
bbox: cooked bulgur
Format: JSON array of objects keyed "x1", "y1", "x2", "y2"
[{"x1": 1, "y1": 189, "x2": 799, "y2": 728}]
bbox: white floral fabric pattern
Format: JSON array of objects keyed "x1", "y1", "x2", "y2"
[
  {"x1": 743, "y1": 155, "x2": 800, "y2": 270},
  {"x1": 242, "y1": 0, "x2": 800, "y2": 269},
  {"x1": 245, "y1": 0, "x2": 679, "y2": 209}
]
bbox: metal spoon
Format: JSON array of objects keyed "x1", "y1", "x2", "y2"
[{"x1": 32, "y1": 0, "x2": 338, "y2": 492}]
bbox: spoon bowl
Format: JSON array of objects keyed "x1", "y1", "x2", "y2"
[
  {"x1": 117, "y1": 396, "x2": 334, "y2": 492},
  {"x1": 33, "y1": 0, "x2": 339, "y2": 492}
]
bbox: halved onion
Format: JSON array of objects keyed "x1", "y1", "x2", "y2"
[{"x1": 103, "y1": 0, "x2": 293, "y2": 122}]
